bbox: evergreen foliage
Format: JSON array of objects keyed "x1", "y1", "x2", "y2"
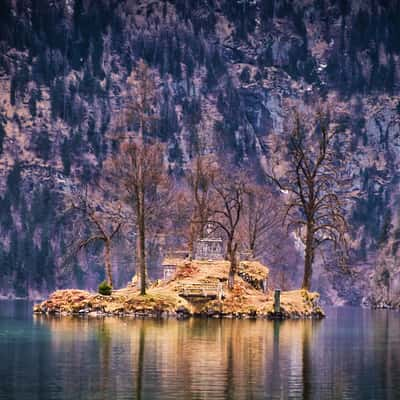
[{"x1": 98, "y1": 280, "x2": 112, "y2": 296}]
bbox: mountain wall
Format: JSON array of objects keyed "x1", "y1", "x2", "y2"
[{"x1": 1, "y1": 0, "x2": 400, "y2": 302}]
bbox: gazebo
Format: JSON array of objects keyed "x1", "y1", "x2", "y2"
[{"x1": 194, "y1": 237, "x2": 224, "y2": 260}]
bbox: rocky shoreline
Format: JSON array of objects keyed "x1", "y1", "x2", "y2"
[
  {"x1": 33, "y1": 288, "x2": 325, "y2": 320},
  {"x1": 363, "y1": 299, "x2": 400, "y2": 310},
  {"x1": 362, "y1": 291, "x2": 400, "y2": 311}
]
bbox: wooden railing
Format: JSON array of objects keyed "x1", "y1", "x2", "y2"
[{"x1": 178, "y1": 282, "x2": 224, "y2": 299}]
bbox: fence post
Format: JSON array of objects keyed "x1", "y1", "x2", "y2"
[
  {"x1": 274, "y1": 289, "x2": 281, "y2": 313},
  {"x1": 263, "y1": 278, "x2": 268, "y2": 293},
  {"x1": 217, "y1": 282, "x2": 222, "y2": 301}
]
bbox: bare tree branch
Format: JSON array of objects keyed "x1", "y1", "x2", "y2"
[{"x1": 265, "y1": 105, "x2": 350, "y2": 290}]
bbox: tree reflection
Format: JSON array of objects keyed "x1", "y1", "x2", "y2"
[
  {"x1": 302, "y1": 322, "x2": 311, "y2": 400},
  {"x1": 37, "y1": 315, "x2": 330, "y2": 399},
  {"x1": 224, "y1": 332, "x2": 234, "y2": 400},
  {"x1": 97, "y1": 319, "x2": 111, "y2": 399},
  {"x1": 136, "y1": 322, "x2": 145, "y2": 400},
  {"x1": 302, "y1": 320, "x2": 322, "y2": 400}
]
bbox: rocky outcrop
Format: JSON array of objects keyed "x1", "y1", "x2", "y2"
[{"x1": 363, "y1": 256, "x2": 400, "y2": 310}]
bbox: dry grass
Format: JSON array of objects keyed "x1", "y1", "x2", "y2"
[
  {"x1": 34, "y1": 260, "x2": 323, "y2": 318},
  {"x1": 238, "y1": 260, "x2": 269, "y2": 279}
]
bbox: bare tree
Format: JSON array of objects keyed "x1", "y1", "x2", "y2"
[
  {"x1": 168, "y1": 187, "x2": 194, "y2": 254},
  {"x1": 107, "y1": 140, "x2": 171, "y2": 295},
  {"x1": 239, "y1": 183, "x2": 281, "y2": 259},
  {"x1": 66, "y1": 185, "x2": 123, "y2": 287},
  {"x1": 267, "y1": 107, "x2": 349, "y2": 290},
  {"x1": 208, "y1": 169, "x2": 246, "y2": 289},
  {"x1": 107, "y1": 60, "x2": 171, "y2": 295},
  {"x1": 185, "y1": 155, "x2": 218, "y2": 257},
  {"x1": 114, "y1": 60, "x2": 157, "y2": 140}
]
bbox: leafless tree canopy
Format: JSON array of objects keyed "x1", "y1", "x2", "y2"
[
  {"x1": 207, "y1": 167, "x2": 247, "y2": 289},
  {"x1": 185, "y1": 155, "x2": 218, "y2": 257},
  {"x1": 65, "y1": 185, "x2": 123, "y2": 287},
  {"x1": 113, "y1": 60, "x2": 158, "y2": 139},
  {"x1": 239, "y1": 183, "x2": 281, "y2": 260},
  {"x1": 105, "y1": 59, "x2": 173, "y2": 295},
  {"x1": 267, "y1": 106, "x2": 349, "y2": 290},
  {"x1": 62, "y1": 61, "x2": 349, "y2": 295},
  {"x1": 106, "y1": 139, "x2": 171, "y2": 294}
]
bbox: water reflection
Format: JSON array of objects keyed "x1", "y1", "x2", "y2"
[
  {"x1": 136, "y1": 324, "x2": 144, "y2": 400},
  {"x1": 30, "y1": 317, "x2": 321, "y2": 399},
  {"x1": 0, "y1": 305, "x2": 399, "y2": 400},
  {"x1": 302, "y1": 321, "x2": 312, "y2": 400},
  {"x1": 270, "y1": 321, "x2": 281, "y2": 396}
]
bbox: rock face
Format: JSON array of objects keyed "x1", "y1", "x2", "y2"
[
  {"x1": 1, "y1": 1, "x2": 400, "y2": 304},
  {"x1": 363, "y1": 244, "x2": 400, "y2": 310}
]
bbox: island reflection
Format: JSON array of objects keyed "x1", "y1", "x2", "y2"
[{"x1": 31, "y1": 311, "x2": 399, "y2": 400}]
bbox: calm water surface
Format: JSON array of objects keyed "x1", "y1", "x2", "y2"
[{"x1": 0, "y1": 301, "x2": 399, "y2": 400}]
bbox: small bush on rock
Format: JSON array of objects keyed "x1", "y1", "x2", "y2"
[{"x1": 98, "y1": 281, "x2": 112, "y2": 296}]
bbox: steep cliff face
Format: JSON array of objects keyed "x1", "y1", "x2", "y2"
[{"x1": 1, "y1": 0, "x2": 400, "y2": 301}]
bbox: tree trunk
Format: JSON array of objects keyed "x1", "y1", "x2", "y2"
[
  {"x1": 227, "y1": 240, "x2": 237, "y2": 290},
  {"x1": 188, "y1": 238, "x2": 194, "y2": 260},
  {"x1": 135, "y1": 199, "x2": 141, "y2": 290},
  {"x1": 104, "y1": 239, "x2": 113, "y2": 287},
  {"x1": 135, "y1": 232, "x2": 141, "y2": 288},
  {"x1": 138, "y1": 190, "x2": 146, "y2": 296},
  {"x1": 199, "y1": 214, "x2": 207, "y2": 238},
  {"x1": 188, "y1": 219, "x2": 196, "y2": 260},
  {"x1": 302, "y1": 222, "x2": 314, "y2": 290},
  {"x1": 249, "y1": 244, "x2": 255, "y2": 260}
]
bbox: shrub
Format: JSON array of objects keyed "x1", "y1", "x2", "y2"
[{"x1": 98, "y1": 280, "x2": 112, "y2": 296}]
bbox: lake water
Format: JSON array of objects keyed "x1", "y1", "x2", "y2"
[{"x1": 0, "y1": 301, "x2": 399, "y2": 400}]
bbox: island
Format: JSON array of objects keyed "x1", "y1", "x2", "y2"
[{"x1": 34, "y1": 257, "x2": 324, "y2": 320}]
